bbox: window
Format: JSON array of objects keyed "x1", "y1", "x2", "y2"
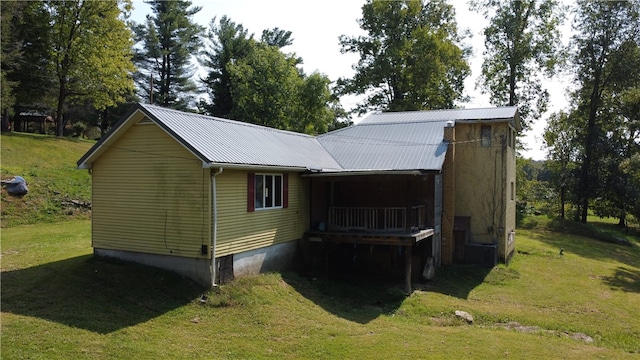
[
  {"x1": 511, "y1": 181, "x2": 515, "y2": 201},
  {"x1": 481, "y1": 125, "x2": 491, "y2": 147},
  {"x1": 248, "y1": 173, "x2": 288, "y2": 211}
]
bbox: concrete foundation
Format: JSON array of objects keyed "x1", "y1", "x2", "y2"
[
  {"x1": 232, "y1": 240, "x2": 298, "y2": 278},
  {"x1": 94, "y1": 240, "x2": 299, "y2": 288},
  {"x1": 94, "y1": 248, "x2": 213, "y2": 287}
]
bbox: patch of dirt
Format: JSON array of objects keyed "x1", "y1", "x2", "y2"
[{"x1": 497, "y1": 321, "x2": 594, "y2": 343}]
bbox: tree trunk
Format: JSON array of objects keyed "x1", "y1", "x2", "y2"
[
  {"x1": 1, "y1": 108, "x2": 11, "y2": 132},
  {"x1": 56, "y1": 79, "x2": 67, "y2": 137},
  {"x1": 579, "y1": 66, "x2": 602, "y2": 223},
  {"x1": 560, "y1": 185, "x2": 565, "y2": 219}
]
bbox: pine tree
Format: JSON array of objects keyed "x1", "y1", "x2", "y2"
[{"x1": 133, "y1": 0, "x2": 204, "y2": 110}]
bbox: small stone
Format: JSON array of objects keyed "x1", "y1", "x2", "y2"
[
  {"x1": 455, "y1": 310, "x2": 474, "y2": 324},
  {"x1": 571, "y1": 332, "x2": 593, "y2": 343},
  {"x1": 190, "y1": 317, "x2": 200, "y2": 324}
]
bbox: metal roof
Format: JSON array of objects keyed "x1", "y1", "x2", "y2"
[
  {"x1": 360, "y1": 107, "x2": 519, "y2": 128},
  {"x1": 318, "y1": 120, "x2": 448, "y2": 171},
  {"x1": 140, "y1": 104, "x2": 342, "y2": 170},
  {"x1": 79, "y1": 104, "x2": 518, "y2": 173}
]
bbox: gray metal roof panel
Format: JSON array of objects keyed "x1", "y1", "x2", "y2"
[
  {"x1": 360, "y1": 107, "x2": 518, "y2": 125},
  {"x1": 140, "y1": 104, "x2": 342, "y2": 170},
  {"x1": 80, "y1": 104, "x2": 517, "y2": 173},
  {"x1": 318, "y1": 120, "x2": 448, "y2": 171}
]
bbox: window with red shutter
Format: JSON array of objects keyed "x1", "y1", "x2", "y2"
[{"x1": 251, "y1": 173, "x2": 286, "y2": 210}]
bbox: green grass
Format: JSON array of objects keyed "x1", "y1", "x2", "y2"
[
  {"x1": 2, "y1": 133, "x2": 639, "y2": 357},
  {"x1": 2, "y1": 220, "x2": 639, "y2": 359},
  {"x1": 1, "y1": 132, "x2": 95, "y2": 227}
]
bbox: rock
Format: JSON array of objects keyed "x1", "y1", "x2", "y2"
[
  {"x1": 455, "y1": 310, "x2": 474, "y2": 324},
  {"x1": 568, "y1": 332, "x2": 594, "y2": 343},
  {"x1": 422, "y1": 257, "x2": 435, "y2": 280},
  {"x1": 2, "y1": 176, "x2": 28, "y2": 196}
]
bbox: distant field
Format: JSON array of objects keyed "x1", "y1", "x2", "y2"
[
  {"x1": 1, "y1": 132, "x2": 94, "y2": 227},
  {"x1": 1, "y1": 219, "x2": 638, "y2": 359}
]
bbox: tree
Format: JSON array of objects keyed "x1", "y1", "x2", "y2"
[
  {"x1": 261, "y1": 27, "x2": 294, "y2": 48},
  {"x1": 227, "y1": 42, "x2": 340, "y2": 134},
  {"x1": 338, "y1": 0, "x2": 470, "y2": 114},
  {"x1": 571, "y1": 0, "x2": 640, "y2": 223},
  {"x1": 48, "y1": 0, "x2": 136, "y2": 136},
  {"x1": 1, "y1": 1, "x2": 20, "y2": 127},
  {"x1": 1, "y1": 1, "x2": 55, "y2": 131},
  {"x1": 199, "y1": 16, "x2": 253, "y2": 117},
  {"x1": 470, "y1": 0, "x2": 566, "y2": 130},
  {"x1": 200, "y1": 18, "x2": 346, "y2": 133},
  {"x1": 620, "y1": 154, "x2": 640, "y2": 222},
  {"x1": 591, "y1": 64, "x2": 640, "y2": 226},
  {"x1": 133, "y1": 0, "x2": 203, "y2": 110},
  {"x1": 543, "y1": 111, "x2": 582, "y2": 219},
  {"x1": 228, "y1": 43, "x2": 299, "y2": 129}
]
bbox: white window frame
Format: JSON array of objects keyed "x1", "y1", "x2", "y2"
[{"x1": 254, "y1": 173, "x2": 283, "y2": 210}]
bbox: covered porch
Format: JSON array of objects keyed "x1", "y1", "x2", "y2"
[{"x1": 304, "y1": 173, "x2": 443, "y2": 294}]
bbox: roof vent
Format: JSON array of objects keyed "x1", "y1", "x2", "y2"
[{"x1": 446, "y1": 120, "x2": 454, "y2": 127}]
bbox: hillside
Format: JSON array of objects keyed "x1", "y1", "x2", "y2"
[
  {"x1": 1, "y1": 219, "x2": 639, "y2": 358},
  {"x1": 1, "y1": 132, "x2": 95, "y2": 227},
  {"x1": 1, "y1": 130, "x2": 639, "y2": 358}
]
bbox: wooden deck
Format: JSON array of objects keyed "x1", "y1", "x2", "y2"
[
  {"x1": 306, "y1": 228, "x2": 434, "y2": 246},
  {"x1": 304, "y1": 228, "x2": 435, "y2": 295}
]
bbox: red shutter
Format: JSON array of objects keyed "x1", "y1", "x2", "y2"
[
  {"x1": 283, "y1": 173, "x2": 289, "y2": 208},
  {"x1": 247, "y1": 172, "x2": 255, "y2": 212}
]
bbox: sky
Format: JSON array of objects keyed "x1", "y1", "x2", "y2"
[{"x1": 131, "y1": 0, "x2": 573, "y2": 160}]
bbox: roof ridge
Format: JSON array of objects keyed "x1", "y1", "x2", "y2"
[
  {"x1": 140, "y1": 103, "x2": 316, "y2": 139},
  {"x1": 368, "y1": 106, "x2": 518, "y2": 116}
]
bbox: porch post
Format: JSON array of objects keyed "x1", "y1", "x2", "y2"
[{"x1": 404, "y1": 245, "x2": 412, "y2": 295}]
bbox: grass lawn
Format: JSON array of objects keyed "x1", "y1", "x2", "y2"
[
  {"x1": 1, "y1": 132, "x2": 94, "y2": 227},
  {"x1": 1, "y1": 219, "x2": 639, "y2": 359}
]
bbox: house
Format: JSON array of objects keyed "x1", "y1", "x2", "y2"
[{"x1": 77, "y1": 103, "x2": 519, "y2": 291}]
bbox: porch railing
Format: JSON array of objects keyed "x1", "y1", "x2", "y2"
[{"x1": 328, "y1": 206, "x2": 425, "y2": 233}]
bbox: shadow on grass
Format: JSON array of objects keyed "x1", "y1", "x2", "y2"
[
  {"x1": 280, "y1": 263, "x2": 492, "y2": 324},
  {"x1": 524, "y1": 226, "x2": 640, "y2": 268},
  {"x1": 602, "y1": 266, "x2": 640, "y2": 293},
  {"x1": 415, "y1": 264, "x2": 494, "y2": 298},
  {"x1": 281, "y1": 272, "x2": 407, "y2": 324},
  {"x1": 1, "y1": 255, "x2": 204, "y2": 334}
]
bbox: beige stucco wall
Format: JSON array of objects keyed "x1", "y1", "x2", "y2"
[
  {"x1": 91, "y1": 120, "x2": 211, "y2": 259},
  {"x1": 215, "y1": 169, "x2": 310, "y2": 257},
  {"x1": 454, "y1": 121, "x2": 516, "y2": 262}
]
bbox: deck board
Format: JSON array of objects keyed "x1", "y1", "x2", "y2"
[{"x1": 306, "y1": 228, "x2": 434, "y2": 246}]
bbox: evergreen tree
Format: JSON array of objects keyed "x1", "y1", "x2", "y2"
[
  {"x1": 133, "y1": 0, "x2": 204, "y2": 110},
  {"x1": 199, "y1": 16, "x2": 253, "y2": 117}
]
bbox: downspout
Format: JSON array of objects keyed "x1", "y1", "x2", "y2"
[{"x1": 211, "y1": 167, "x2": 224, "y2": 286}]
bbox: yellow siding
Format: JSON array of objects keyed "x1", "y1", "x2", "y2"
[
  {"x1": 215, "y1": 169, "x2": 309, "y2": 257},
  {"x1": 454, "y1": 122, "x2": 513, "y2": 253},
  {"x1": 92, "y1": 123, "x2": 211, "y2": 259}
]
